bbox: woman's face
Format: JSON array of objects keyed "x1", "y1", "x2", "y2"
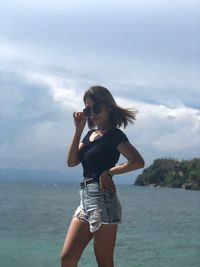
[{"x1": 84, "y1": 97, "x2": 111, "y2": 127}]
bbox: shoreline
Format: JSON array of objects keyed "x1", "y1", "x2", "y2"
[{"x1": 134, "y1": 183, "x2": 200, "y2": 191}]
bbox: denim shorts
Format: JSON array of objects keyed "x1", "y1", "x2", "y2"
[{"x1": 73, "y1": 182, "x2": 122, "y2": 233}]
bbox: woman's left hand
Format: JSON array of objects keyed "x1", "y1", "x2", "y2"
[{"x1": 99, "y1": 171, "x2": 116, "y2": 194}]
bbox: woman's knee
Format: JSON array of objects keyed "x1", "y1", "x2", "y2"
[
  {"x1": 94, "y1": 249, "x2": 114, "y2": 267},
  {"x1": 60, "y1": 251, "x2": 78, "y2": 267}
]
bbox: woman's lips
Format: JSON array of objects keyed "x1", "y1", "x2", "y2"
[{"x1": 91, "y1": 116, "x2": 98, "y2": 121}]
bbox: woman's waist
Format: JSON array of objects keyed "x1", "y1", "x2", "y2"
[{"x1": 80, "y1": 177, "x2": 99, "y2": 189}]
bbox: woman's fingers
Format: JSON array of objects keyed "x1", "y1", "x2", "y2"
[{"x1": 73, "y1": 112, "x2": 86, "y2": 128}]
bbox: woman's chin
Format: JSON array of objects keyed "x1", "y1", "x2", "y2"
[{"x1": 91, "y1": 117, "x2": 99, "y2": 123}]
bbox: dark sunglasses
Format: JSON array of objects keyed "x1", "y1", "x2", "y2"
[{"x1": 83, "y1": 104, "x2": 102, "y2": 117}]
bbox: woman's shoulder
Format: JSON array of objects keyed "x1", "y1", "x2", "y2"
[
  {"x1": 110, "y1": 127, "x2": 127, "y2": 136},
  {"x1": 107, "y1": 128, "x2": 128, "y2": 147}
]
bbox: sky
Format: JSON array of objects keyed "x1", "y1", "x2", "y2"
[{"x1": 0, "y1": 0, "x2": 200, "y2": 183}]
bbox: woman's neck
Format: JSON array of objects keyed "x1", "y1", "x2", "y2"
[{"x1": 97, "y1": 123, "x2": 112, "y2": 133}]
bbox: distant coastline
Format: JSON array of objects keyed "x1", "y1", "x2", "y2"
[{"x1": 134, "y1": 158, "x2": 200, "y2": 191}]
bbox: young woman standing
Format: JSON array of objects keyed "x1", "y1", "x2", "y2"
[{"x1": 60, "y1": 86, "x2": 144, "y2": 267}]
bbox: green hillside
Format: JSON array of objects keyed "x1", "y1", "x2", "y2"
[{"x1": 135, "y1": 158, "x2": 200, "y2": 190}]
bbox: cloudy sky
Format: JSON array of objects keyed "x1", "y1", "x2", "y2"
[{"x1": 0, "y1": 0, "x2": 200, "y2": 183}]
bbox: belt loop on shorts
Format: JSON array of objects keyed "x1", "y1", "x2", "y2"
[{"x1": 80, "y1": 178, "x2": 96, "y2": 189}]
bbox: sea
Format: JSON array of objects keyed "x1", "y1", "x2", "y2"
[{"x1": 0, "y1": 180, "x2": 199, "y2": 267}]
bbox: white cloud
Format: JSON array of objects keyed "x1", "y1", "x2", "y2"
[
  {"x1": 116, "y1": 97, "x2": 200, "y2": 156},
  {"x1": 2, "y1": 41, "x2": 199, "y2": 104},
  {"x1": 152, "y1": 107, "x2": 200, "y2": 151},
  {"x1": 25, "y1": 71, "x2": 83, "y2": 110},
  {"x1": 1, "y1": 65, "x2": 199, "y2": 179}
]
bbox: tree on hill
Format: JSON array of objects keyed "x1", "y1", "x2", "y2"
[{"x1": 134, "y1": 158, "x2": 200, "y2": 190}]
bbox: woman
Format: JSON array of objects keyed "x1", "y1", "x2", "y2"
[{"x1": 60, "y1": 86, "x2": 144, "y2": 267}]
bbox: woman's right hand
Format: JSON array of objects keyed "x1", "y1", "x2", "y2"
[
  {"x1": 73, "y1": 112, "x2": 86, "y2": 131},
  {"x1": 99, "y1": 171, "x2": 116, "y2": 194}
]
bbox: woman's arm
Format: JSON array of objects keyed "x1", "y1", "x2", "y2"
[
  {"x1": 67, "y1": 112, "x2": 86, "y2": 167},
  {"x1": 67, "y1": 130, "x2": 83, "y2": 166},
  {"x1": 108, "y1": 141, "x2": 145, "y2": 175},
  {"x1": 99, "y1": 141, "x2": 144, "y2": 192}
]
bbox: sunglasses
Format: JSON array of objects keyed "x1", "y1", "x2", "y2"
[{"x1": 83, "y1": 104, "x2": 103, "y2": 117}]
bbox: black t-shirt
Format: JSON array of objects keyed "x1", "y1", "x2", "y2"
[{"x1": 78, "y1": 128, "x2": 128, "y2": 181}]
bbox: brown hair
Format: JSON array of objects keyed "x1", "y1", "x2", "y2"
[{"x1": 83, "y1": 85, "x2": 137, "y2": 129}]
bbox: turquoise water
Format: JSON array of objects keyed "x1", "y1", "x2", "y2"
[{"x1": 0, "y1": 180, "x2": 199, "y2": 267}]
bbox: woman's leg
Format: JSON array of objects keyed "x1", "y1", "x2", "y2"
[
  {"x1": 93, "y1": 224, "x2": 118, "y2": 267},
  {"x1": 60, "y1": 217, "x2": 93, "y2": 267}
]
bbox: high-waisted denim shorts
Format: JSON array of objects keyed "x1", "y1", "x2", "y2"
[{"x1": 73, "y1": 182, "x2": 122, "y2": 233}]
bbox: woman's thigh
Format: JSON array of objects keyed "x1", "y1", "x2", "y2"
[
  {"x1": 93, "y1": 224, "x2": 118, "y2": 266},
  {"x1": 60, "y1": 217, "x2": 93, "y2": 261}
]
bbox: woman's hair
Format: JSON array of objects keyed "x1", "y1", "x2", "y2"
[{"x1": 83, "y1": 85, "x2": 137, "y2": 129}]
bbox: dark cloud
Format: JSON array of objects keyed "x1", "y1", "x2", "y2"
[{"x1": 0, "y1": 70, "x2": 65, "y2": 144}]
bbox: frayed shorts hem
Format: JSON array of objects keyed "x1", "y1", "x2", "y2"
[{"x1": 73, "y1": 213, "x2": 121, "y2": 233}]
